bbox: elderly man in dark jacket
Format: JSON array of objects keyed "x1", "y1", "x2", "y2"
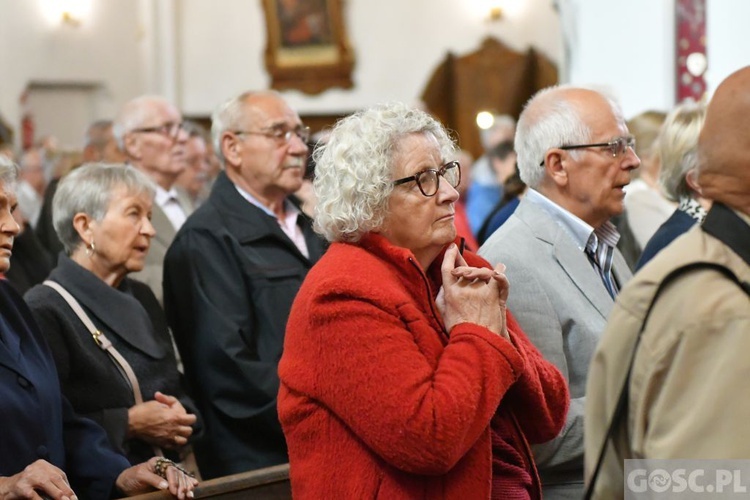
[{"x1": 163, "y1": 90, "x2": 326, "y2": 479}]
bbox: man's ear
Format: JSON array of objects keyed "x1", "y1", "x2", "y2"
[
  {"x1": 221, "y1": 132, "x2": 242, "y2": 170},
  {"x1": 123, "y1": 133, "x2": 141, "y2": 161},
  {"x1": 544, "y1": 150, "x2": 569, "y2": 187},
  {"x1": 72, "y1": 212, "x2": 94, "y2": 246}
]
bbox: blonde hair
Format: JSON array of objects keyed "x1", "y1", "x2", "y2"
[{"x1": 657, "y1": 101, "x2": 706, "y2": 201}]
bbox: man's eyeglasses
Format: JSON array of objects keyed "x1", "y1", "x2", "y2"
[
  {"x1": 392, "y1": 161, "x2": 461, "y2": 197},
  {"x1": 539, "y1": 136, "x2": 636, "y2": 166},
  {"x1": 233, "y1": 125, "x2": 311, "y2": 144},
  {"x1": 131, "y1": 122, "x2": 184, "y2": 139}
]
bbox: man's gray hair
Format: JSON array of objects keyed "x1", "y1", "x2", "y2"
[
  {"x1": 113, "y1": 95, "x2": 174, "y2": 150},
  {"x1": 515, "y1": 84, "x2": 625, "y2": 188},
  {"x1": 83, "y1": 119, "x2": 114, "y2": 149},
  {"x1": 53, "y1": 163, "x2": 155, "y2": 255},
  {"x1": 0, "y1": 155, "x2": 19, "y2": 189},
  {"x1": 210, "y1": 90, "x2": 282, "y2": 167},
  {"x1": 313, "y1": 102, "x2": 455, "y2": 243}
]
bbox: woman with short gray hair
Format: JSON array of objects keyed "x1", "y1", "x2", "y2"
[
  {"x1": 0, "y1": 159, "x2": 197, "y2": 497},
  {"x1": 25, "y1": 163, "x2": 202, "y2": 471},
  {"x1": 278, "y1": 102, "x2": 568, "y2": 499}
]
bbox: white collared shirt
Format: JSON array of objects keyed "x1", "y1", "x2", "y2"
[
  {"x1": 525, "y1": 188, "x2": 621, "y2": 269},
  {"x1": 234, "y1": 185, "x2": 310, "y2": 258},
  {"x1": 155, "y1": 186, "x2": 188, "y2": 231}
]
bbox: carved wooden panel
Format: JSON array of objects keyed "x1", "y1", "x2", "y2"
[{"x1": 421, "y1": 37, "x2": 557, "y2": 157}]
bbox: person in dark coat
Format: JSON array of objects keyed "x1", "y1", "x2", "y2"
[
  {"x1": 0, "y1": 157, "x2": 197, "y2": 499},
  {"x1": 163, "y1": 90, "x2": 327, "y2": 479},
  {"x1": 24, "y1": 163, "x2": 201, "y2": 468}
]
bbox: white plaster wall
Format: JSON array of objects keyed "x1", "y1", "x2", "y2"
[
  {"x1": 705, "y1": 0, "x2": 750, "y2": 96},
  {"x1": 566, "y1": 0, "x2": 676, "y2": 118},
  {"x1": 568, "y1": 0, "x2": 750, "y2": 119},
  {"x1": 178, "y1": 0, "x2": 563, "y2": 116},
  {"x1": 0, "y1": 0, "x2": 145, "y2": 145},
  {"x1": 2, "y1": 0, "x2": 750, "y2": 146}
]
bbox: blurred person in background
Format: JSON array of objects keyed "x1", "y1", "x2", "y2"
[
  {"x1": 478, "y1": 167, "x2": 528, "y2": 245},
  {"x1": 636, "y1": 101, "x2": 708, "y2": 269},
  {"x1": 466, "y1": 114, "x2": 516, "y2": 235},
  {"x1": 452, "y1": 147, "x2": 478, "y2": 250},
  {"x1": 174, "y1": 121, "x2": 211, "y2": 209},
  {"x1": 476, "y1": 140, "x2": 520, "y2": 244},
  {"x1": 114, "y1": 95, "x2": 192, "y2": 305},
  {"x1": 37, "y1": 119, "x2": 125, "y2": 257},
  {"x1": 16, "y1": 147, "x2": 46, "y2": 229},
  {"x1": 623, "y1": 110, "x2": 674, "y2": 249}
]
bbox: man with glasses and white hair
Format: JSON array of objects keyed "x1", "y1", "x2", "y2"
[
  {"x1": 114, "y1": 95, "x2": 192, "y2": 304},
  {"x1": 163, "y1": 90, "x2": 326, "y2": 479},
  {"x1": 479, "y1": 85, "x2": 639, "y2": 499}
]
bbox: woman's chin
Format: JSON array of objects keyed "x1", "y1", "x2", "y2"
[{"x1": 126, "y1": 262, "x2": 145, "y2": 274}]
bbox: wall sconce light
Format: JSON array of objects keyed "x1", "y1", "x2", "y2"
[
  {"x1": 476, "y1": 111, "x2": 496, "y2": 129},
  {"x1": 39, "y1": 0, "x2": 92, "y2": 27},
  {"x1": 61, "y1": 11, "x2": 81, "y2": 26},
  {"x1": 488, "y1": 6, "x2": 503, "y2": 21}
]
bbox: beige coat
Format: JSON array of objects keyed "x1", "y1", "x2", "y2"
[{"x1": 585, "y1": 219, "x2": 750, "y2": 499}]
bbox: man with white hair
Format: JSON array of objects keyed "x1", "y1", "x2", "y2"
[
  {"x1": 114, "y1": 95, "x2": 191, "y2": 304},
  {"x1": 163, "y1": 90, "x2": 326, "y2": 479},
  {"x1": 479, "y1": 85, "x2": 639, "y2": 498}
]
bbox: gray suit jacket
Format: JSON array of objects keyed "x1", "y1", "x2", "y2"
[
  {"x1": 130, "y1": 191, "x2": 194, "y2": 305},
  {"x1": 478, "y1": 196, "x2": 632, "y2": 499}
]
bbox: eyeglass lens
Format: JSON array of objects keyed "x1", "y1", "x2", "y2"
[
  {"x1": 417, "y1": 162, "x2": 460, "y2": 196},
  {"x1": 613, "y1": 137, "x2": 635, "y2": 156},
  {"x1": 290, "y1": 127, "x2": 310, "y2": 142}
]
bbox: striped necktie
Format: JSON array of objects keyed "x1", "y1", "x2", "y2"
[{"x1": 585, "y1": 241, "x2": 618, "y2": 299}]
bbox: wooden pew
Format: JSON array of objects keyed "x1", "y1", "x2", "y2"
[{"x1": 125, "y1": 463, "x2": 291, "y2": 500}]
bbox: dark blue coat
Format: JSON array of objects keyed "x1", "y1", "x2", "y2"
[
  {"x1": 636, "y1": 209, "x2": 697, "y2": 270},
  {"x1": 0, "y1": 279, "x2": 129, "y2": 499}
]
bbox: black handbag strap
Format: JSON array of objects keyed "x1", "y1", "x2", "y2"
[{"x1": 584, "y1": 261, "x2": 750, "y2": 500}]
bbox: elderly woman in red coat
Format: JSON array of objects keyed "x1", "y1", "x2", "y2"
[{"x1": 277, "y1": 102, "x2": 569, "y2": 499}]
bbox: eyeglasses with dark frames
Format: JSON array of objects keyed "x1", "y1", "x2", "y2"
[
  {"x1": 392, "y1": 161, "x2": 461, "y2": 197},
  {"x1": 233, "y1": 125, "x2": 311, "y2": 144},
  {"x1": 130, "y1": 122, "x2": 184, "y2": 139},
  {"x1": 539, "y1": 136, "x2": 636, "y2": 166}
]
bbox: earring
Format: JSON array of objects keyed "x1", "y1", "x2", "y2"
[{"x1": 85, "y1": 240, "x2": 96, "y2": 257}]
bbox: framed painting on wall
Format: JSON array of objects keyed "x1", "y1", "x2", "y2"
[{"x1": 261, "y1": 0, "x2": 355, "y2": 95}]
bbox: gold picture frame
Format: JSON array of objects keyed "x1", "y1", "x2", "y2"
[{"x1": 261, "y1": 0, "x2": 355, "y2": 95}]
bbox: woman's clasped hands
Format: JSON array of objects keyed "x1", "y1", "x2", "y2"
[{"x1": 436, "y1": 243, "x2": 510, "y2": 340}]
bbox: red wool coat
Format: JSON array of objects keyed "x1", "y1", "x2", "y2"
[{"x1": 278, "y1": 234, "x2": 568, "y2": 499}]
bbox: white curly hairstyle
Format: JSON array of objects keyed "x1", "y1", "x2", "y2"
[{"x1": 313, "y1": 102, "x2": 455, "y2": 243}]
